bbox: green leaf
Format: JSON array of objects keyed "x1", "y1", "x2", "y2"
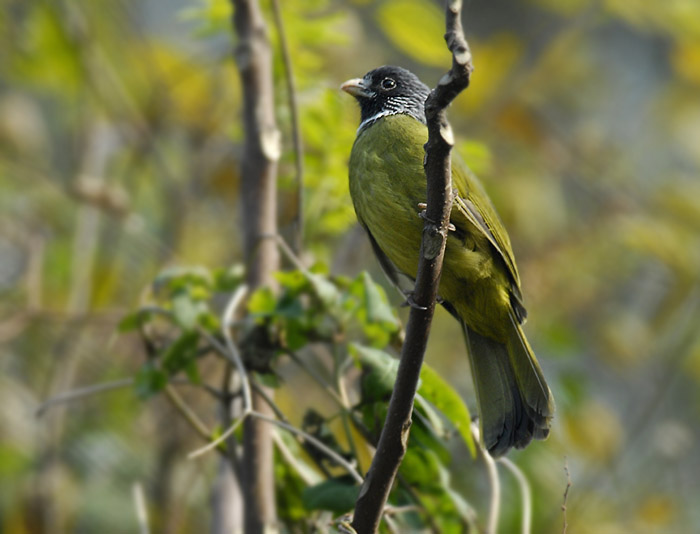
[
  {"x1": 162, "y1": 331, "x2": 200, "y2": 376},
  {"x1": 408, "y1": 414, "x2": 451, "y2": 465},
  {"x1": 134, "y1": 362, "x2": 168, "y2": 398},
  {"x1": 350, "y1": 344, "x2": 475, "y2": 456},
  {"x1": 349, "y1": 344, "x2": 398, "y2": 400},
  {"x1": 400, "y1": 448, "x2": 475, "y2": 528},
  {"x1": 284, "y1": 318, "x2": 308, "y2": 351},
  {"x1": 247, "y1": 286, "x2": 277, "y2": 316},
  {"x1": 309, "y1": 262, "x2": 330, "y2": 275},
  {"x1": 362, "y1": 321, "x2": 395, "y2": 348},
  {"x1": 197, "y1": 310, "x2": 221, "y2": 333},
  {"x1": 414, "y1": 395, "x2": 448, "y2": 440},
  {"x1": 213, "y1": 264, "x2": 245, "y2": 292},
  {"x1": 302, "y1": 477, "x2": 360, "y2": 514},
  {"x1": 276, "y1": 294, "x2": 304, "y2": 318},
  {"x1": 118, "y1": 309, "x2": 151, "y2": 333},
  {"x1": 400, "y1": 446, "x2": 441, "y2": 487},
  {"x1": 256, "y1": 372, "x2": 282, "y2": 389},
  {"x1": 417, "y1": 365, "x2": 475, "y2": 457},
  {"x1": 153, "y1": 265, "x2": 212, "y2": 294},
  {"x1": 275, "y1": 270, "x2": 310, "y2": 292},
  {"x1": 172, "y1": 290, "x2": 208, "y2": 331},
  {"x1": 274, "y1": 435, "x2": 312, "y2": 523},
  {"x1": 309, "y1": 273, "x2": 340, "y2": 308},
  {"x1": 361, "y1": 271, "x2": 398, "y2": 325},
  {"x1": 183, "y1": 359, "x2": 201, "y2": 385}
]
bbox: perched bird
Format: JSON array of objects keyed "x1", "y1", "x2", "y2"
[{"x1": 342, "y1": 66, "x2": 554, "y2": 456}]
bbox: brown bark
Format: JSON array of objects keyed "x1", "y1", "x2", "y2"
[
  {"x1": 350, "y1": 2, "x2": 473, "y2": 532},
  {"x1": 231, "y1": 0, "x2": 281, "y2": 532}
]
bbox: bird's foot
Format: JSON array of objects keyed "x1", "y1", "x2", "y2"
[
  {"x1": 401, "y1": 292, "x2": 428, "y2": 311},
  {"x1": 418, "y1": 203, "x2": 456, "y2": 231},
  {"x1": 417, "y1": 203, "x2": 432, "y2": 222}
]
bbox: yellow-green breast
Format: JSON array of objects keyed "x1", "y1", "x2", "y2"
[{"x1": 349, "y1": 114, "x2": 514, "y2": 341}]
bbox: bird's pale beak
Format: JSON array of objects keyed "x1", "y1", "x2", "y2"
[{"x1": 341, "y1": 78, "x2": 371, "y2": 98}]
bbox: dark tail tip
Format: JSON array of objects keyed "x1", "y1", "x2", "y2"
[
  {"x1": 485, "y1": 385, "x2": 551, "y2": 457},
  {"x1": 464, "y1": 324, "x2": 553, "y2": 458}
]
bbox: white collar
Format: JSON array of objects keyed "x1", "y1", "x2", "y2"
[{"x1": 357, "y1": 109, "x2": 399, "y2": 135}]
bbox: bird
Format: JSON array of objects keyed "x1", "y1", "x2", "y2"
[{"x1": 341, "y1": 65, "x2": 554, "y2": 457}]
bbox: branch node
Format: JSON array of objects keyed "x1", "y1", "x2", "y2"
[
  {"x1": 260, "y1": 127, "x2": 282, "y2": 161},
  {"x1": 440, "y1": 124, "x2": 455, "y2": 146},
  {"x1": 422, "y1": 225, "x2": 446, "y2": 260}
]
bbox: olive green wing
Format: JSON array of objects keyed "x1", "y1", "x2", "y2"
[{"x1": 450, "y1": 155, "x2": 527, "y2": 321}]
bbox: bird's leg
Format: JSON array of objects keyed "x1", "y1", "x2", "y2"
[{"x1": 417, "y1": 202, "x2": 456, "y2": 231}]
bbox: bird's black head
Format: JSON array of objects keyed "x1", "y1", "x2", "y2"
[{"x1": 341, "y1": 65, "x2": 431, "y2": 133}]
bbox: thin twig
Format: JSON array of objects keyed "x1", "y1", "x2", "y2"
[
  {"x1": 562, "y1": 458, "x2": 572, "y2": 534},
  {"x1": 384, "y1": 515, "x2": 399, "y2": 534},
  {"x1": 164, "y1": 386, "x2": 213, "y2": 444},
  {"x1": 250, "y1": 380, "x2": 288, "y2": 422},
  {"x1": 272, "y1": 432, "x2": 322, "y2": 486},
  {"x1": 188, "y1": 414, "x2": 248, "y2": 459},
  {"x1": 35, "y1": 378, "x2": 134, "y2": 417},
  {"x1": 187, "y1": 284, "x2": 254, "y2": 458},
  {"x1": 260, "y1": 232, "x2": 307, "y2": 271},
  {"x1": 189, "y1": 371, "x2": 357, "y2": 473},
  {"x1": 250, "y1": 411, "x2": 364, "y2": 484},
  {"x1": 499, "y1": 457, "x2": 532, "y2": 534},
  {"x1": 270, "y1": 0, "x2": 304, "y2": 252},
  {"x1": 36, "y1": 377, "x2": 222, "y2": 417},
  {"x1": 251, "y1": 373, "x2": 334, "y2": 478},
  {"x1": 474, "y1": 423, "x2": 500, "y2": 534},
  {"x1": 383, "y1": 504, "x2": 420, "y2": 516},
  {"x1": 286, "y1": 350, "x2": 345, "y2": 406},
  {"x1": 333, "y1": 344, "x2": 360, "y2": 466},
  {"x1": 220, "y1": 363, "x2": 244, "y2": 482},
  {"x1": 132, "y1": 481, "x2": 151, "y2": 534},
  {"x1": 221, "y1": 284, "x2": 252, "y2": 412}
]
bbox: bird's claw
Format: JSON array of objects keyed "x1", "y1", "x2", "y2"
[
  {"x1": 401, "y1": 292, "x2": 428, "y2": 311},
  {"x1": 417, "y1": 202, "x2": 431, "y2": 223},
  {"x1": 417, "y1": 203, "x2": 456, "y2": 232}
]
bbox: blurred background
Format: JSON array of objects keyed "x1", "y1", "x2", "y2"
[{"x1": 1, "y1": 0, "x2": 699, "y2": 532}]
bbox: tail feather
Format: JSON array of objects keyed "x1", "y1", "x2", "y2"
[
  {"x1": 463, "y1": 317, "x2": 554, "y2": 457},
  {"x1": 506, "y1": 312, "x2": 554, "y2": 430}
]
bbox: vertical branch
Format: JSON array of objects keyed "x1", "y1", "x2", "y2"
[
  {"x1": 37, "y1": 121, "x2": 118, "y2": 533},
  {"x1": 231, "y1": 0, "x2": 281, "y2": 532},
  {"x1": 270, "y1": 0, "x2": 304, "y2": 253},
  {"x1": 211, "y1": 369, "x2": 244, "y2": 534},
  {"x1": 350, "y1": 2, "x2": 473, "y2": 532}
]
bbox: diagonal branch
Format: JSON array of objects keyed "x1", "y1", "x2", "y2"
[{"x1": 350, "y1": 2, "x2": 473, "y2": 532}]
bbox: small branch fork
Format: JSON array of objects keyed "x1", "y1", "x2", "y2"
[{"x1": 350, "y1": 2, "x2": 473, "y2": 532}]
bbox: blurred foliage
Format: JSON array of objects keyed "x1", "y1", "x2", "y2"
[
  {"x1": 122, "y1": 262, "x2": 475, "y2": 531},
  {"x1": 1, "y1": 0, "x2": 700, "y2": 532}
]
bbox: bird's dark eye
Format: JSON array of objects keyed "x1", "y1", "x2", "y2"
[{"x1": 381, "y1": 78, "x2": 396, "y2": 90}]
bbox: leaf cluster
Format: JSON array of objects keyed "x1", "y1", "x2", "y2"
[{"x1": 121, "y1": 261, "x2": 477, "y2": 531}]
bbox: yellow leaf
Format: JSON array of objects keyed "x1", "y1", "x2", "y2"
[
  {"x1": 637, "y1": 495, "x2": 675, "y2": 526},
  {"x1": 672, "y1": 39, "x2": 700, "y2": 86},
  {"x1": 375, "y1": 0, "x2": 447, "y2": 67},
  {"x1": 453, "y1": 34, "x2": 522, "y2": 114}
]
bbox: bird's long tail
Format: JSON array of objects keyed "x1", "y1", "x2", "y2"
[{"x1": 462, "y1": 314, "x2": 554, "y2": 457}]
